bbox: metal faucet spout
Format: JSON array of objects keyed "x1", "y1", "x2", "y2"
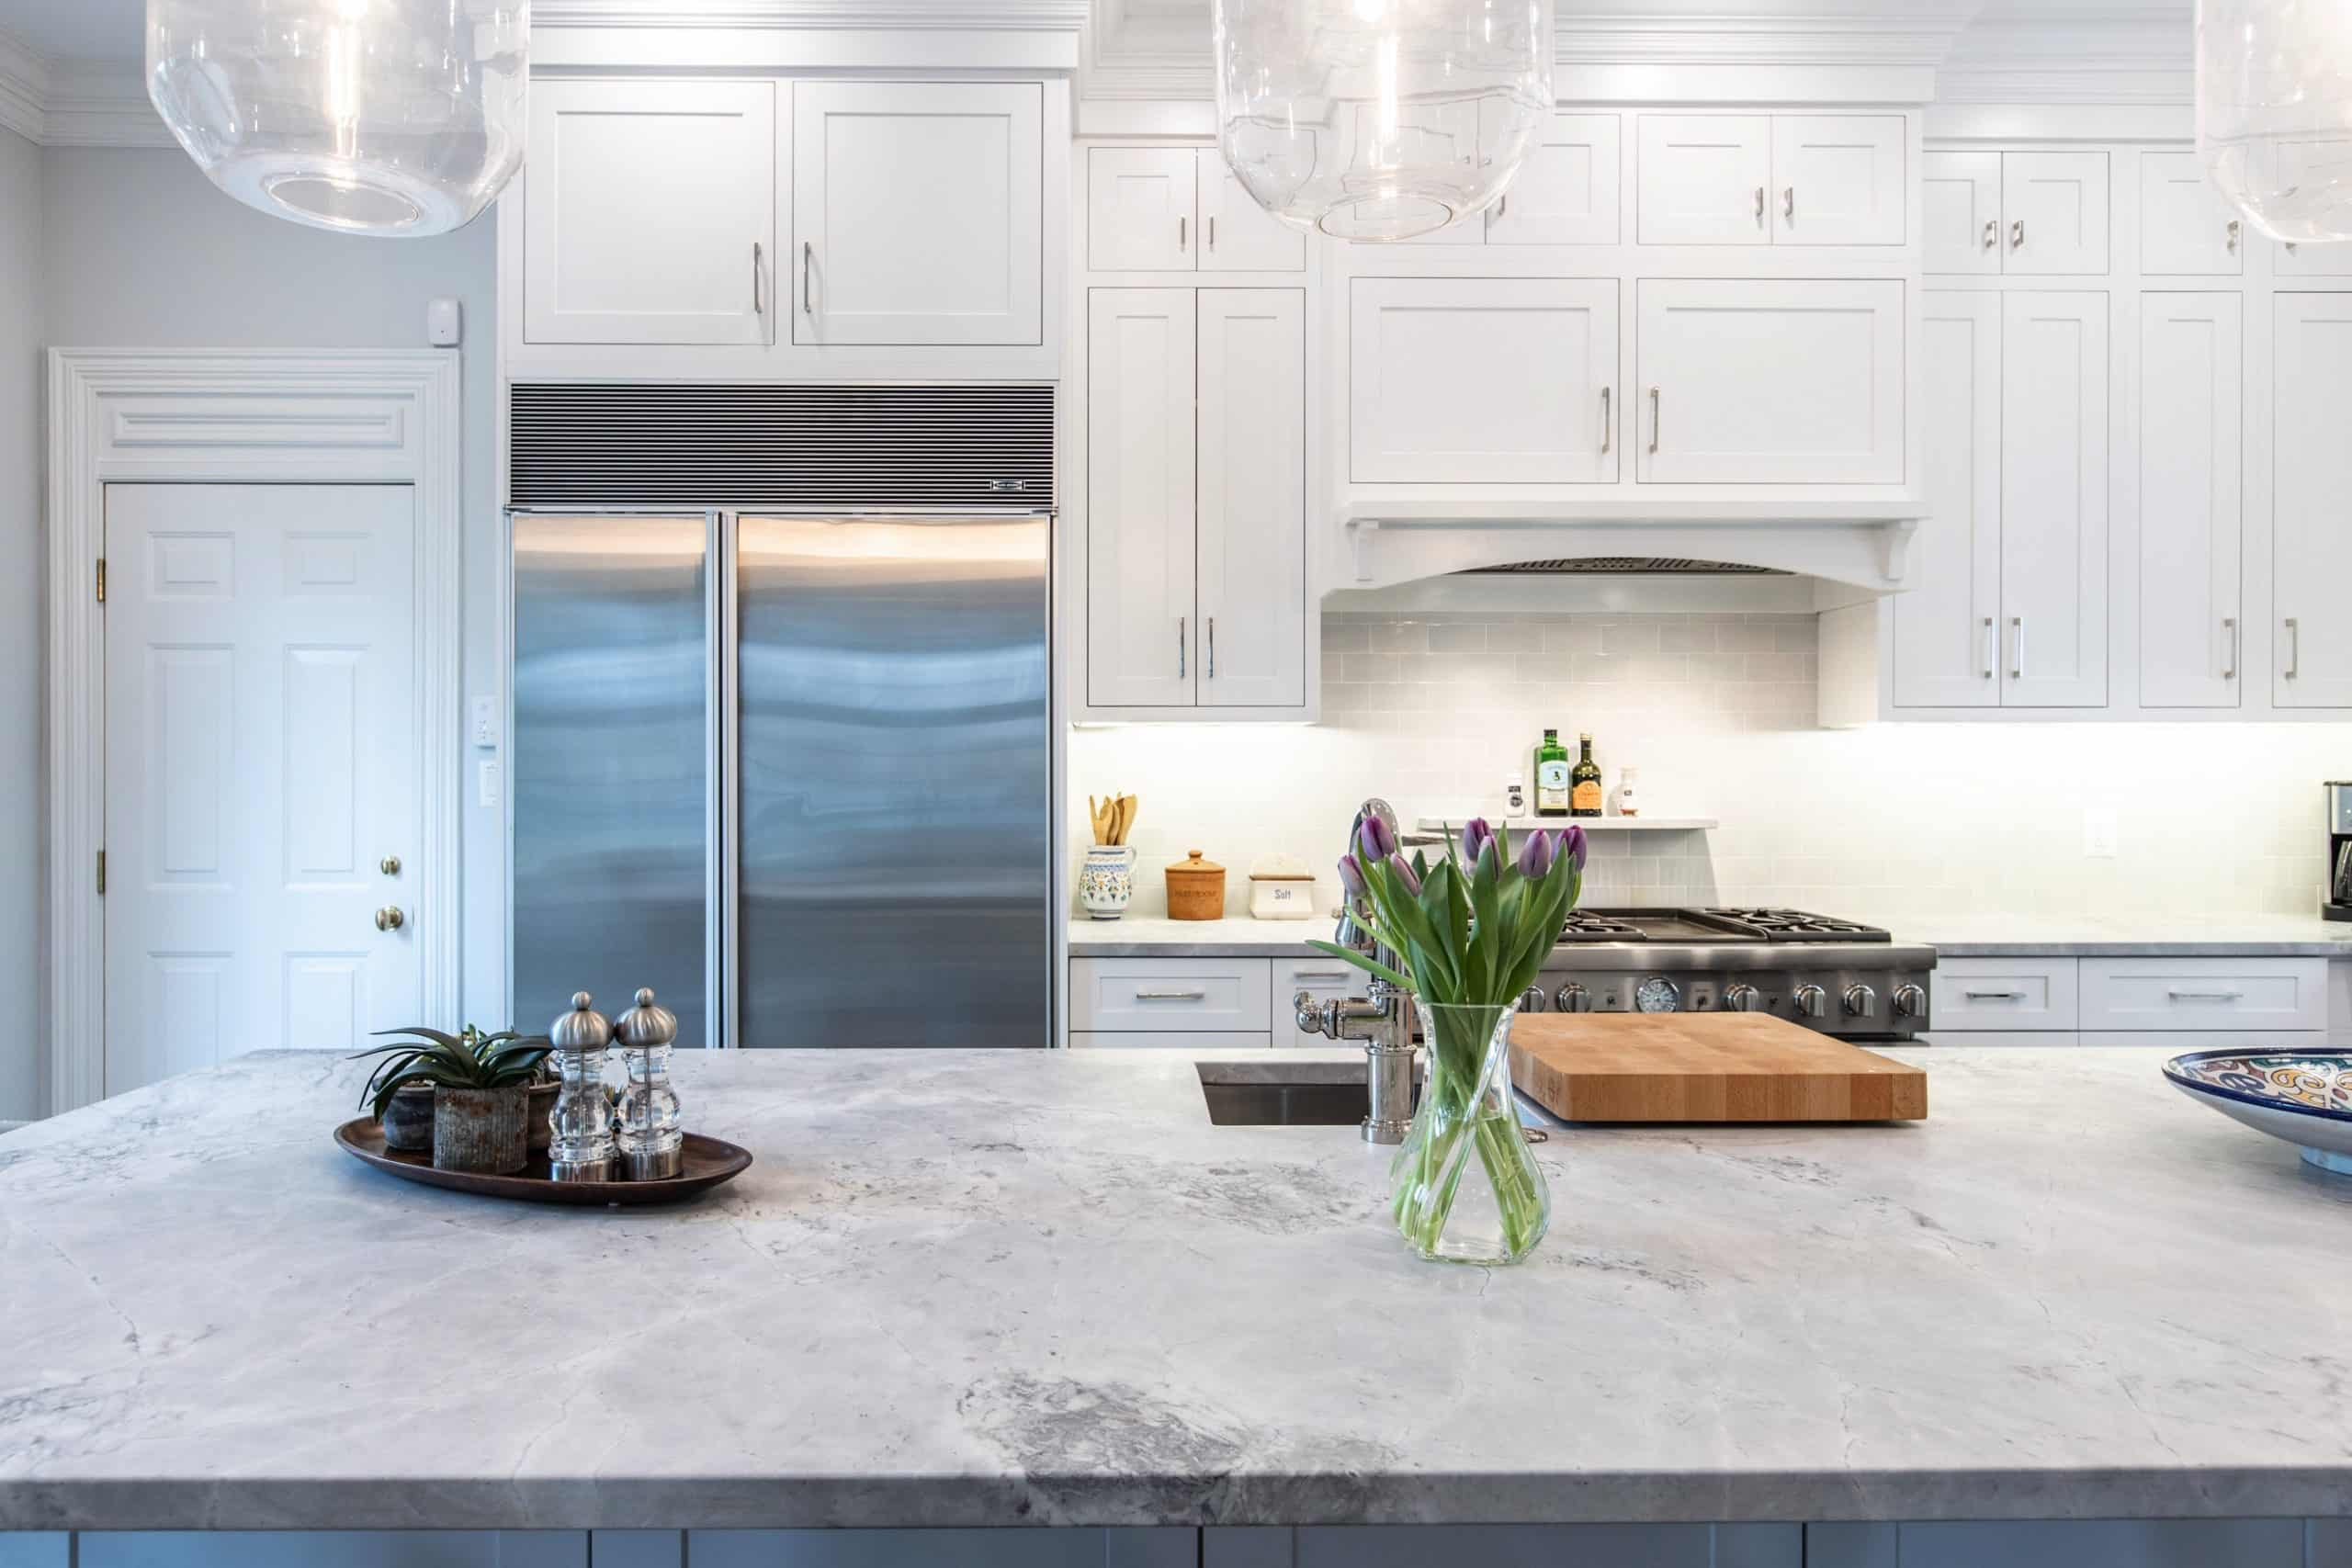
[{"x1": 1292, "y1": 798, "x2": 1419, "y2": 1145}]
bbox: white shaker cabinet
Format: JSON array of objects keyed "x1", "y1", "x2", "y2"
[
  {"x1": 521, "y1": 80, "x2": 776, "y2": 345},
  {"x1": 2138, "y1": 293, "x2": 2243, "y2": 707},
  {"x1": 1892, "y1": 292, "x2": 2002, "y2": 707},
  {"x1": 2000, "y1": 291, "x2": 2109, "y2": 707},
  {"x1": 1922, "y1": 151, "x2": 2003, "y2": 275},
  {"x1": 1195, "y1": 290, "x2": 1307, "y2": 706},
  {"x1": 2273, "y1": 293, "x2": 2352, "y2": 707},
  {"x1": 1349, "y1": 277, "x2": 1619, "y2": 484},
  {"x1": 1770, "y1": 115, "x2": 1905, "y2": 244},
  {"x1": 2001, "y1": 152, "x2": 2109, "y2": 275},
  {"x1": 1199, "y1": 153, "x2": 1308, "y2": 271},
  {"x1": 1485, "y1": 113, "x2": 1622, "y2": 245},
  {"x1": 790, "y1": 81, "x2": 1043, "y2": 345},
  {"x1": 1637, "y1": 115, "x2": 1902, "y2": 246},
  {"x1": 1088, "y1": 149, "x2": 1305, "y2": 273},
  {"x1": 1087, "y1": 288, "x2": 1197, "y2": 708},
  {"x1": 1636, "y1": 115, "x2": 1774, "y2": 245},
  {"x1": 2275, "y1": 238, "x2": 2352, "y2": 276},
  {"x1": 2139, "y1": 152, "x2": 2245, "y2": 275},
  {"x1": 1634, "y1": 278, "x2": 1905, "y2": 484}
]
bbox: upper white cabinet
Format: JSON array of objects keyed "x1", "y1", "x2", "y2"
[
  {"x1": 1634, "y1": 279, "x2": 1904, "y2": 483},
  {"x1": 1636, "y1": 114, "x2": 1902, "y2": 245},
  {"x1": 1349, "y1": 277, "x2": 1618, "y2": 483},
  {"x1": 792, "y1": 82, "x2": 1043, "y2": 345},
  {"x1": 1893, "y1": 292, "x2": 2002, "y2": 707},
  {"x1": 2138, "y1": 293, "x2": 2243, "y2": 707},
  {"x1": 1086, "y1": 288, "x2": 1307, "y2": 714},
  {"x1": 2000, "y1": 291, "x2": 2110, "y2": 706},
  {"x1": 522, "y1": 80, "x2": 776, "y2": 345},
  {"x1": 1087, "y1": 148, "x2": 1305, "y2": 273},
  {"x1": 1484, "y1": 114, "x2": 1623, "y2": 245},
  {"x1": 1923, "y1": 152, "x2": 2108, "y2": 275},
  {"x1": 2274, "y1": 292, "x2": 2352, "y2": 707},
  {"x1": 2275, "y1": 238, "x2": 2352, "y2": 276},
  {"x1": 2140, "y1": 152, "x2": 2245, "y2": 275}
]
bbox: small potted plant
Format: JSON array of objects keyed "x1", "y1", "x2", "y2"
[{"x1": 354, "y1": 1027, "x2": 553, "y2": 1175}]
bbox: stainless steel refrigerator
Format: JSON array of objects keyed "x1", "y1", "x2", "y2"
[{"x1": 510, "y1": 510, "x2": 1052, "y2": 1048}]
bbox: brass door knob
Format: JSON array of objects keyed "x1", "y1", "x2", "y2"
[
  {"x1": 375, "y1": 906, "x2": 405, "y2": 931},
  {"x1": 379, "y1": 854, "x2": 401, "y2": 875}
]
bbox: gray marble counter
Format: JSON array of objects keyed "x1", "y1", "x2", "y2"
[
  {"x1": 1069, "y1": 916, "x2": 1335, "y2": 956},
  {"x1": 4, "y1": 1047, "x2": 2350, "y2": 1533}
]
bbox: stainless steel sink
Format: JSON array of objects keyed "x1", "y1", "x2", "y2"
[{"x1": 1196, "y1": 1062, "x2": 1417, "y2": 1127}]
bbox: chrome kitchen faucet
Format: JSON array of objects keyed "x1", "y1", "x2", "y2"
[{"x1": 1294, "y1": 798, "x2": 1418, "y2": 1145}]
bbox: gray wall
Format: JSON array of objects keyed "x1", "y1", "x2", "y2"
[
  {"x1": 14, "y1": 147, "x2": 505, "y2": 1115},
  {"x1": 0, "y1": 129, "x2": 43, "y2": 1122}
]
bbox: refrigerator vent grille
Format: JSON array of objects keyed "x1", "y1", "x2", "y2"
[{"x1": 509, "y1": 382, "x2": 1056, "y2": 510}]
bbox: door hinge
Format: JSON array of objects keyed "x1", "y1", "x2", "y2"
[
  {"x1": 96, "y1": 850, "x2": 105, "y2": 895},
  {"x1": 95, "y1": 558, "x2": 106, "y2": 604}
]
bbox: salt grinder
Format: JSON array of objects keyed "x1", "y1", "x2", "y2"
[
  {"x1": 614, "y1": 987, "x2": 684, "y2": 1180},
  {"x1": 545, "y1": 992, "x2": 616, "y2": 1181}
]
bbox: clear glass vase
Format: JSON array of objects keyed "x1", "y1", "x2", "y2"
[{"x1": 1390, "y1": 1000, "x2": 1550, "y2": 1265}]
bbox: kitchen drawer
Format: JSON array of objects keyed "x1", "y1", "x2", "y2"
[
  {"x1": 1928, "y1": 957, "x2": 2079, "y2": 1031},
  {"x1": 1277, "y1": 958, "x2": 1372, "y2": 1048},
  {"x1": 1916, "y1": 1030, "x2": 2083, "y2": 1048},
  {"x1": 1069, "y1": 1031, "x2": 1272, "y2": 1050},
  {"x1": 1069, "y1": 958, "x2": 1272, "y2": 1032},
  {"x1": 2077, "y1": 957, "x2": 2327, "y2": 1032}
]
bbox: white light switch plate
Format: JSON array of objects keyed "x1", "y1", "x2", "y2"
[
  {"x1": 470, "y1": 694, "x2": 500, "y2": 748},
  {"x1": 427, "y1": 297, "x2": 462, "y2": 346},
  {"x1": 2083, "y1": 805, "x2": 2120, "y2": 858},
  {"x1": 478, "y1": 760, "x2": 502, "y2": 808}
]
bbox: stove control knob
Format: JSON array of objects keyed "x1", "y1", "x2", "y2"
[
  {"x1": 1793, "y1": 984, "x2": 1828, "y2": 1020},
  {"x1": 1843, "y1": 984, "x2": 1878, "y2": 1018},
  {"x1": 1554, "y1": 982, "x2": 1594, "y2": 1013},
  {"x1": 1723, "y1": 984, "x2": 1764, "y2": 1012},
  {"x1": 1519, "y1": 986, "x2": 1550, "y2": 1014},
  {"x1": 1893, "y1": 983, "x2": 1928, "y2": 1020}
]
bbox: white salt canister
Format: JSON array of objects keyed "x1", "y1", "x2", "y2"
[{"x1": 1248, "y1": 852, "x2": 1318, "y2": 920}]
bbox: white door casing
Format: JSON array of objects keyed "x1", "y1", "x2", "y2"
[
  {"x1": 1195, "y1": 289, "x2": 1306, "y2": 708},
  {"x1": 103, "y1": 486, "x2": 421, "y2": 1092},
  {"x1": 1086, "y1": 288, "x2": 1197, "y2": 707},
  {"x1": 2138, "y1": 292, "x2": 2244, "y2": 708},
  {"x1": 47, "y1": 350, "x2": 462, "y2": 1113},
  {"x1": 1999, "y1": 290, "x2": 2110, "y2": 707},
  {"x1": 1894, "y1": 291, "x2": 2001, "y2": 707}
]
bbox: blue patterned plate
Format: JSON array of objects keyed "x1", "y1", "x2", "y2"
[{"x1": 2163, "y1": 1050, "x2": 2352, "y2": 1175}]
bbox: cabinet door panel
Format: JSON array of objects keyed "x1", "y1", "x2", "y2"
[
  {"x1": 2276, "y1": 237, "x2": 2352, "y2": 275},
  {"x1": 1198, "y1": 152, "x2": 1307, "y2": 271},
  {"x1": 2002, "y1": 151, "x2": 2109, "y2": 275},
  {"x1": 792, "y1": 82, "x2": 1042, "y2": 345},
  {"x1": 1771, "y1": 114, "x2": 1905, "y2": 244},
  {"x1": 1350, "y1": 277, "x2": 1619, "y2": 483},
  {"x1": 1923, "y1": 151, "x2": 2002, "y2": 275},
  {"x1": 1197, "y1": 290, "x2": 1306, "y2": 707},
  {"x1": 1999, "y1": 291, "x2": 2109, "y2": 707},
  {"x1": 2274, "y1": 292, "x2": 2352, "y2": 705},
  {"x1": 1894, "y1": 292, "x2": 2001, "y2": 706},
  {"x1": 2139, "y1": 151, "x2": 2245, "y2": 275},
  {"x1": 522, "y1": 80, "x2": 775, "y2": 345},
  {"x1": 1089, "y1": 147, "x2": 1196, "y2": 271},
  {"x1": 1487, "y1": 113, "x2": 1621, "y2": 245},
  {"x1": 1635, "y1": 278, "x2": 1904, "y2": 483},
  {"x1": 1636, "y1": 114, "x2": 1771, "y2": 245},
  {"x1": 2138, "y1": 293, "x2": 2244, "y2": 707},
  {"x1": 1088, "y1": 289, "x2": 1197, "y2": 707},
  {"x1": 1894, "y1": 1519, "x2": 2302, "y2": 1568}
]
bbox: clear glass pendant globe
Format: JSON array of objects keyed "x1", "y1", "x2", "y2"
[
  {"x1": 146, "y1": 0, "x2": 528, "y2": 238},
  {"x1": 2196, "y1": 0, "x2": 2352, "y2": 244},
  {"x1": 1213, "y1": 0, "x2": 1555, "y2": 243}
]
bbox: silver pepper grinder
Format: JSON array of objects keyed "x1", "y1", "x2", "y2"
[
  {"x1": 545, "y1": 992, "x2": 616, "y2": 1181},
  {"x1": 613, "y1": 987, "x2": 684, "y2": 1180}
]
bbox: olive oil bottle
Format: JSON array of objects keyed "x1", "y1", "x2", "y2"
[
  {"x1": 1533, "y1": 729, "x2": 1570, "y2": 818},
  {"x1": 1570, "y1": 732, "x2": 1604, "y2": 818}
]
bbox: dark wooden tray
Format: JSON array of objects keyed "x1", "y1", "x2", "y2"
[{"x1": 334, "y1": 1118, "x2": 752, "y2": 1205}]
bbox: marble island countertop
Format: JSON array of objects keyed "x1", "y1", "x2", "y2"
[{"x1": 5, "y1": 1046, "x2": 2352, "y2": 1532}]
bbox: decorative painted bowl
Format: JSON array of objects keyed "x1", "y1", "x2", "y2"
[{"x1": 2163, "y1": 1050, "x2": 2352, "y2": 1175}]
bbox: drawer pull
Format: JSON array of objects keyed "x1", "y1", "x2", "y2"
[
  {"x1": 1290, "y1": 970, "x2": 1353, "y2": 981},
  {"x1": 1134, "y1": 987, "x2": 1208, "y2": 1000},
  {"x1": 1962, "y1": 988, "x2": 2027, "y2": 1000},
  {"x1": 2166, "y1": 988, "x2": 2246, "y2": 1002}
]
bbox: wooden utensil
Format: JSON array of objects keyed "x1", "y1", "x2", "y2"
[{"x1": 1508, "y1": 1012, "x2": 1926, "y2": 1122}]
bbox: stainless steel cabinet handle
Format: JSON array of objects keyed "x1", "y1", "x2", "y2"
[
  {"x1": 1783, "y1": 186, "x2": 1795, "y2": 222},
  {"x1": 1207, "y1": 215, "x2": 1216, "y2": 249},
  {"x1": 752, "y1": 242, "x2": 763, "y2": 315},
  {"x1": 2167, "y1": 988, "x2": 2246, "y2": 1001},
  {"x1": 1754, "y1": 186, "x2": 1766, "y2": 226},
  {"x1": 1600, "y1": 386, "x2": 1612, "y2": 454},
  {"x1": 1497, "y1": 194, "x2": 1509, "y2": 221},
  {"x1": 1962, "y1": 988, "x2": 2026, "y2": 1000},
  {"x1": 2223, "y1": 616, "x2": 2238, "y2": 680},
  {"x1": 1179, "y1": 216, "x2": 1187, "y2": 252},
  {"x1": 1207, "y1": 616, "x2": 1216, "y2": 680},
  {"x1": 1648, "y1": 387, "x2": 1661, "y2": 455},
  {"x1": 1984, "y1": 219, "x2": 1997, "y2": 251},
  {"x1": 1178, "y1": 616, "x2": 1187, "y2": 679},
  {"x1": 801, "y1": 241, "x2": 812, "y2": 314},
  {"x1": 2287, "y1": 617, "x2": 2301, "y2": 680},
  {"x1": 2011, "y1": 219, "x2": 2025, "y2": 250},
  {"x1": 1981, "y1": 615, "x2": 1996, "y2": 679},
  {"x1": 1134, "y1": 988, "x2": 1207, "y2": 1001},
  {"x1": 1291, "y1": 970, "x2": 1353, "y2": 981},
  {"x1": 2010, "y1": 615, "x2": 2026, "y2": 680},
  {"x1": 2227, "y1": 219, "x2": 2241, "y2": 254}
]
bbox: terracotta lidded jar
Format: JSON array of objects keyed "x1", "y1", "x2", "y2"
[{"x1": 1164, "y1": 850, "x2": 1227, "y2": 921}]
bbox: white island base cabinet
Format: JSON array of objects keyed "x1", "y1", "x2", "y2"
[
  {"x1": 1065, "y1": 957, "x2": 1367, "y2": 1047},
  {"x1": 1927, "y1": 955, "x2": 2327, "y2": 1047}
]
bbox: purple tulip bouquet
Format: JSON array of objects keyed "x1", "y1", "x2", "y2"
[{"x1": 1313, "y1": 816, "x2": 1587, "y2": 1264}]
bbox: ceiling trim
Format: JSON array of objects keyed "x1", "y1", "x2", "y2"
[
  {"x1": 0, "y1": 28, "x2": 48, "y2": 143},
  {"x1": 0, "y1": 30, "x2": 177, "y2": 149},
  {"x1": 535, "y1": 0, "x2": 1088, "y2": 28}
]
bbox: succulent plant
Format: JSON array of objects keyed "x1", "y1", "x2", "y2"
[{"x1": 350, "y1": 1024, "x2": 553, "y2": 1122}]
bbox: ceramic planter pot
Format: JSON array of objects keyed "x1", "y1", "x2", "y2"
[
  {"x1": 379, "y1": 1084, "x2": 435, "y2": 1153},
  {"x1": 527, "y1": 1078, "x2": 560, "y2": 1154},
  {"x1": 433, "y1": 1086, "x2": 530, "y2": 1175}
]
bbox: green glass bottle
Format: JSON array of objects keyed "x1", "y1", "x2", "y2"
[
  {"x1": 1533, "y1": 728, "x2": 1570, "y2": 818},
  {"x1": 1570, "y1": 732, "x2": 1603, "y2": 818}
]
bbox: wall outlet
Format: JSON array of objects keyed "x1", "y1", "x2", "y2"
[
  {"x1": 470, "y1": 694, "x2": 500, "y2": 748},
  {"x1": 2083, "y1": 805, "x2": 2120, "y2": 858}
]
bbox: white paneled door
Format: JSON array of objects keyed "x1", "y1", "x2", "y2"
[
  {"x1": 2137, "y1": 293, "x2": 2243, "y2": 707},
  {"x1": 103, "y1": 485, "x2": 420, "y2": 1095},
  {"x1": 1196, "y1": 289, "x2": 1306, "y2": 707},
  {"x1": 2274, "y1": 293, "x2": 2352, "y2": 706},
  {"x1": 1087, "y1": 289, "x2": 1197, "y2": 707},
  {"x1": 2000, "y1": 291, "x2": 2109, "y2": 707},
  {"x1": 1894, "y1": 291, "x2": 2001, "y2": 707}
]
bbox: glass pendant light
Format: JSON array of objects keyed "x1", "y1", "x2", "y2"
[
  {"x1": 1213, "y1": 0, "x2": 1555, "y2": 243},
  {"x1": 2196, "y1": 0, "x2": 2352, "y2": 244},
  {"x1": 147, "y1": 0, "x2": 529, "y2": 238}
]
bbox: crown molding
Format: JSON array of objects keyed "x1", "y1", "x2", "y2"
[
  {"x1": 0, "y1": 28, "x2": 47, "y2": 143},
  {"x1": 0, "y1": 30, "x2": 175, "y2": 149},
  {"x1": 536, "y1": 0, "x2": 1088, "y2": 28},
  {"x1": 1935, "y1": 9, "x2": 2190, "y2": 105}
]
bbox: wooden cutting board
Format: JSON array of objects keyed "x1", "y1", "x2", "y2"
[{"x1": 1508, "y1": 1012, "x2": 1927, "y2": 1122}]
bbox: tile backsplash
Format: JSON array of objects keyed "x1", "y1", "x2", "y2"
[{"x1": 1069, "y1": 609, "x2": 2346, "y2": 925}]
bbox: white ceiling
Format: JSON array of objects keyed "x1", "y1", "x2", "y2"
[{"x1": 0, "y1": 0, "x2": 141, "y2": 62}]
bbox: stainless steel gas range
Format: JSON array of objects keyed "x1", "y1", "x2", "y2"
[{"x1": 1527, "y1": 908, "x2": 1937, "y2": 1042}]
